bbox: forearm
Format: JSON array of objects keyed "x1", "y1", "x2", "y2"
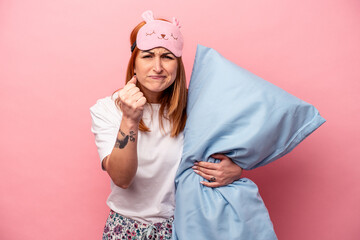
[{"x1": 104, "y1": 119, "x2": 139, "y2": 189}]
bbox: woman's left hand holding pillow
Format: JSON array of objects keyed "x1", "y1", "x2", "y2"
[{"x1": 192, "y1": 154, "x2": 243, "y2": 188}]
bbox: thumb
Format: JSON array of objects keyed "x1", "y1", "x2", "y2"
[
  {"x1": 211, "y1": 154, "x2": 229, "y2": 161},
  {"x1": 128, "y1": 75, "x2": 137, "y2": 85}
]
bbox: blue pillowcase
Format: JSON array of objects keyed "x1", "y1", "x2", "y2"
[{"x1": 173, "y1": 45, "x2": 325, "y2": 239}]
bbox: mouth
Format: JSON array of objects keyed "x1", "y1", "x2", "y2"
[{"x1": 149, "y1": 75, "x2": 166, "y2": 80}]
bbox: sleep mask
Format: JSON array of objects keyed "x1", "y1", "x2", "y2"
[{"x1": 132, "y1": 10, "x2": 184, "y2": 57}]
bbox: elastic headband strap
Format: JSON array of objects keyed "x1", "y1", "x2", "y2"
[{"x1": 131, "y1": 41, "x2": 136, "y2": 52}]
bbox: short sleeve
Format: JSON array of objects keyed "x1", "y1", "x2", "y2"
[{"x1": 90, "y1": 95, "x2": 122, "y2": 170}]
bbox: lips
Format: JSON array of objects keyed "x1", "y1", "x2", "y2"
[{"x1": 149, "y1": 75, "x2": 166, "y2": 79}]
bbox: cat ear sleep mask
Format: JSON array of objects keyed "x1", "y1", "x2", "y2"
[{"x1": 132, "y1": 10, "x2": 184, "y2": 57}]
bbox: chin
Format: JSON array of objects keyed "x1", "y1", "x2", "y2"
[
  {"x1": 150, "y1": 88, "x2": 167, "y2": 93},
  {"x1": 147, "y1": 84, "x2": 169, "y2": 92}
]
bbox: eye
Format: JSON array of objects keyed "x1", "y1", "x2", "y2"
[
  {"x1": 171, "y1": 33, "x2": 178, "y2": 40},
  {"x1": 146, "y1": 30, "x2": 156, "y2": 36},
  {"x1": 142, "y1": 55, "x2": 152, "y2": 59},
  {"x1": 162, "y1": 54, "x2": 175, "y2": 60}
]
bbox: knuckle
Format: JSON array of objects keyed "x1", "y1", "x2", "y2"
[
  {"x1": 123, "y1": 97, "x2": 130, "y2": 104},
  {"x1": 120, "y1": 94, "x2": 126, "y2": 101}
]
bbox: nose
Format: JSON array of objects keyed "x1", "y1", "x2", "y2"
[
  {"x1": 153, "y1": 57, "x2": 163, "y2": 73},
  {"x1": 161, "y1": 34, "x2": 166, "y2": 38}
]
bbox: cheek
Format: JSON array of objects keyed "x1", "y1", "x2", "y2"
[
  {"x1": 169, "y1": 64, "x2": 178, "y2": 80},
  {"x1": 134, "y1": 58, "x2": 139, "y2": 74},
  {"x1": 134, "y1": 61, "x2": 148, "y2": 76}
]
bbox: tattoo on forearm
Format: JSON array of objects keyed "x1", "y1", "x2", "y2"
[
  {"x1": 129, "y1": 131, "x2": 135, "y2": 142},
  {"x1": 115, "y1": 129, "x2": 136, "y2": 149}
]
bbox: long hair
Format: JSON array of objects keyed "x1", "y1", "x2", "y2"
[{"x1": 114, "y1": 20, "x2": 187, "y2": 137}]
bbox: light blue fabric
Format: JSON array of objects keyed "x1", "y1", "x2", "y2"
[{"x1": 173, "y1": 45, "x2": 326, "y2": 240}]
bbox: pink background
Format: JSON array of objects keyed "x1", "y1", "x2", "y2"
[{"x1": 1, "y1": 0, "x2": 359, "y2": 239}]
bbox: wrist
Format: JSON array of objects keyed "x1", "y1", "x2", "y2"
[{"x1": 121, "y1": 117, "x2": 140, "y2": 130}]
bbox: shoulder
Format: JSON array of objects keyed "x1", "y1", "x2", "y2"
[{"x1": 90, "y1": 92, "x2": 122, "y2": 125}]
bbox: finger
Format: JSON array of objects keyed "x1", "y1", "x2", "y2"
[
  {"x1": 212, "y1": 154, "x2": 243, "y2": 172},
  {"x1": 118, "y1": 88, "x2": 125, "y2": 99},
  {"x1": 128, "y1": 75, "x2": 137, "y2": 84},
  {"x1": 200, "y1": 181, "x2": 221, "y2": 188},
  {"x1": 119, "y1": 76, "x2": 137, "y2": 97},
  {"x1": 132, "y1": 91, "x2": 144, "y2": 100},
  {"x1": 135, "y1": 96, "x2": 147, "y2": 108},
  {"x1": 123, "y1": 83, "x2": 136, "y2": 92},
  {"x1": 123, "y1": 77, "x2": 137, "y2": 91},
  {"x1": 128, "y1": 86, "x2": 140, "y2": 97},
  {"x1": 192, "y1": 165, "x2": 217, "y2": 176},
  {"x1": 193, "y1": 169, "x2": 214, "y2": 181},
  {"x1": 120, "y1": 87, "x2": 141, "y2": 104},
  {"x1": 122, "y1": 85, "x2": 133, "y2": 94},
  {"x1": 194, "y1": 161, "x2": 219, "y2": 170}
]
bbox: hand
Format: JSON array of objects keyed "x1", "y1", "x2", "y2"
[
  {"x1": 118, "y1": 76, "x2": 147, "y2": 124},
  {"x1": 192, "y1": 154, "x2": 243, "y2": 188}
]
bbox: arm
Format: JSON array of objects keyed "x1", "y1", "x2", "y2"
[
  {"x1": 103, "y1": 76, "x2": 146, "y2": 189},
  {"x1": 192, "y1": 153, "x2": 243, "y2": 188}
]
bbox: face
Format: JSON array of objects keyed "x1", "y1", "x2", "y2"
[{"x1": 134, "y1": 47, "x2": 178, "y2": 103}]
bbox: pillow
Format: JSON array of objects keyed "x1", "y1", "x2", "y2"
[{"x1": 173, "y1": 45, "x2": 325, "y2": 240}]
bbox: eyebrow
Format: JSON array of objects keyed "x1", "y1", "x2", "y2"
[{"x1": 141, "y1": 50, "x2": 174, "y2": 56}]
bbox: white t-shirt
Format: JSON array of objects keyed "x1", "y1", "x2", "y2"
[{"x1": 90, "y1": 93, "x2": 184, "y2": 223}]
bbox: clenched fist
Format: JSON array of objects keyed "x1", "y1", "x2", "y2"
[{"x1": 118, "y1": 76, "x2": 147, "y2": 125}]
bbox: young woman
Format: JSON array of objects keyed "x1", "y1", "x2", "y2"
[{"x1": 90, "y1": 10, "x2": 243, "y2": 239}]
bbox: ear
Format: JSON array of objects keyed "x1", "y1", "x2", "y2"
[
  {"x1": 172, "y1": 17, "x2": 181, "y2": 28},
  {"x1": 142, "y1": 10, "x2": 154, "y2": 23}
]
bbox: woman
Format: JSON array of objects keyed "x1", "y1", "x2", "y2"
[{"x1": 90, "y1": 10, "x2": 243, "y2": 239}]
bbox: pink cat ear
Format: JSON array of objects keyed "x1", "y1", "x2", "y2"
[
  {"x1": 172, "y1": 17, "x2": 181, "y2": 28},
  {"x1": 142, "y1": 10, "x2": 154, "y2": 23}
]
